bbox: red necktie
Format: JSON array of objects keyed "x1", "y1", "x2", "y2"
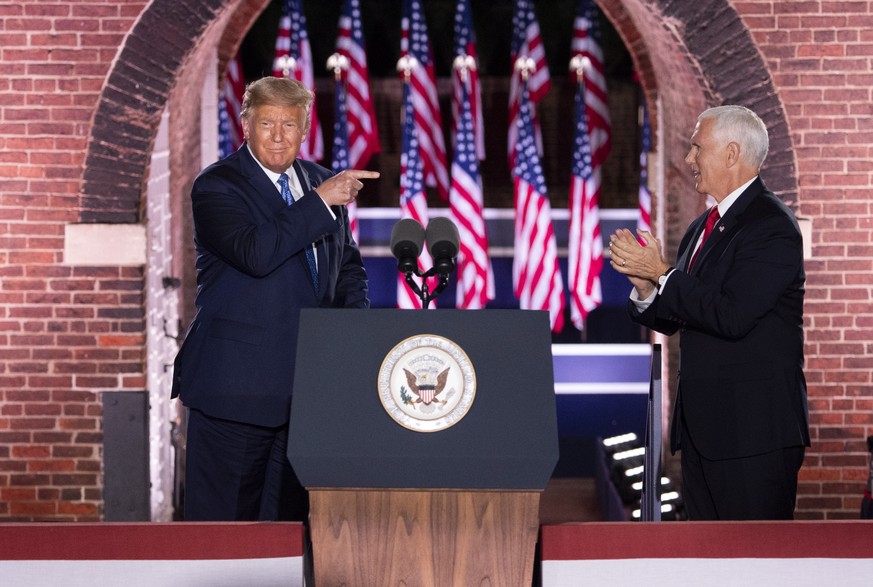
[{"x1": 689, "y1": 206, "x2": 720, "y2": 269}]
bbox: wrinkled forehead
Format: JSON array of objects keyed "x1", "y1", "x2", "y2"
[{"x1": 250, "y1": 103, "x2": 306, "y2": 122}]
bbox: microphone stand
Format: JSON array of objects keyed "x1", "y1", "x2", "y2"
[{"x1": 403, "y1": 263, "x2": 453, "y2": 309}]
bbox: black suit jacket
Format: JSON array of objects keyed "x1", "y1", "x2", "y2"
[
  {"x1": 630, "y1": 178, "x2": 810, "y2": 460},
  {"x1": 171, "y1": 145, "x2": 369, "y2": 426}
]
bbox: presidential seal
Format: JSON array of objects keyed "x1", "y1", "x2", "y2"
[{"x1": 378, "y1": 334, "x2": 476, "y2": 432}]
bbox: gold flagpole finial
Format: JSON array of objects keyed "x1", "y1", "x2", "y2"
[
  {"x1": 453, "y1": 54, "x2": 476, "y2": 83},
  {"x1": 569, "y1": 55, "x2": 591, "y2": 84},
  {"x1": 277, "y1": 55, "x2": 297, "y2": 79},
  {"x1": 513, "y1": 56, "x2": 536, "y2": 81},
  {"x1": 327, "y1": 53, "x2": 350, "y2": 81},
  {"x1": 396, "y1": 55, "x2": 420, "y2": 83}
]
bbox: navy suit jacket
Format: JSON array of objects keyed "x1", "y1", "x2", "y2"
[
  {"x1": 171, "y1": 145, "x2": 369, "y2": 426},
  {"x1": 630, "y1": 178, "x2": 810, "y2": 460}
]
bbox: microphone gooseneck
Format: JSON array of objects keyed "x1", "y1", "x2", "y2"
[{"x1": 389, "y1": 217, "x2": 460, "y2": 309}]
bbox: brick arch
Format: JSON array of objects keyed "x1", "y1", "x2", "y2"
[
  {"x1": 600, "y1": 0, "x2": 797, "y2": 203},
  {"x1": 80, "y1": 0, "x2": 797, "y2": 222},
  {"x1": 595, "y1": 0, "x2": 802, "y2": 493},
  {"x1": 79, "y1": 0, "x2": 270, "y2": 224}
]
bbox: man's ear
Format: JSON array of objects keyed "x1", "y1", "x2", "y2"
[
  {"x1": 726, "y1": 141, "x2": 741, "y2": 167},
  {"x1": 240, "y1": 117, "x2": 250, "y2": 141}
]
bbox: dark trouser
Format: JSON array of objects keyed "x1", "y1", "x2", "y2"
[
  {"x1": 680, "y1": 420, "x2": 805, "y2": 521},
  {"x1": 183, "y1": 408, "x2": 309, "y2": 521}
]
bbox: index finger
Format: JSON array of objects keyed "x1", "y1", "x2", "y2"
[
  {"x1": 343, "y1": 169, "x2": 381, "y2": 180},
  {"x1": 611, "y1": 228, "x2": 638, "y2": 245},
  {"x1": 635, "y1": 229, "x2": 655, "y2": 247}
]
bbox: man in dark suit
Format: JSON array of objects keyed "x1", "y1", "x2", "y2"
[
  {"x1": 172, "y1": 77, "x2": 378, "y2": 521},
  {"x1": 608, "y1": 105, "x2": 809, "y2": 520}
]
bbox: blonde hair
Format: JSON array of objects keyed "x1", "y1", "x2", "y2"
[{"x1": 240, "y1": 77, "x2": 313, "y2": 135}]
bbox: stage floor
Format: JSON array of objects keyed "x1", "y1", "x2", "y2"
[{"x1": 540, "y1": 477, "x2": 601, "y2": 524}]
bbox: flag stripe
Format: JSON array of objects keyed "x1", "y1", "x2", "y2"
[
  {"x1": 402, "y1": 0, "x2": 450, "y2": 201},
  {"x1": 568, "y1": 0, "x2": 609, "y2": 331},
  {"x1": 398, "y1": 81, "x2": 433, "y2": 309},
  {"x1": 508, "y1": 0, "x2": 551, "y2": 165},
  {"x1": 513, "y1": 81, "x2": 565, "y2": 332},
  {"x1": 451, "y1": 0, "x2": 485, "y2": 160},
  {"x1": 638, "y1": 100, "x2": 652, "y2": 234},
  {"x1": 218, "y1": 54, "x2": 245, "y2": 159},
  {"x1": 336, "y1": 0, "x2": 380, "y2": 169},
  {"x1": 331, "y1": 78, "x2": 359, "y2": 242},
  {"x1": 273, "y1": 0, "x2": 323, "y2": 162},
  {"x1": 572, "y1": 0, "x2": 611, "y2": 164},
  {"x1": 450, "y1": 51, "x2": 493, "y2": 309}
]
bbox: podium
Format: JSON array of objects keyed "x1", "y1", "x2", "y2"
[{"x1": 289, "y1": 308, "x2": 559, "y2": 586}]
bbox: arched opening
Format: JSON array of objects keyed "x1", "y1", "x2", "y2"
[{"x1": 80, "y1": 0, "x2": 799, "y2": 519}]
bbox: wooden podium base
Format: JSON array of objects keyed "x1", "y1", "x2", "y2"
[{"x1": 309, "y1": 489, "x2": 541, "y2": 587}]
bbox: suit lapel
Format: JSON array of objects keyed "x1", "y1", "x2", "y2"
[
  {"x1": 691, "y1": 177, "x2": 764, "y2": 271},
  {"x1": 238, "y1": 143, "x2": 284, "y2": 207},
  {"x1": 681, "y1": 213, "x2": 708, "y2": 271},
  {"x1": 293, "y1": 160, "x2": 326, "y2": 292}
]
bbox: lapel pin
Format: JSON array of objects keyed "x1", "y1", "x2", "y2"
[{"x1": 718, "y1": 226, "x2": 725, "y2": 232}]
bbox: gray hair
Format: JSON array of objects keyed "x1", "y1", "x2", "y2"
[
  {"x1": 699, "y1": 105, "x2": 769, "y2": 169},
  {"x1": 240, "y1": 77, "x2": 313, "y2": 134}
]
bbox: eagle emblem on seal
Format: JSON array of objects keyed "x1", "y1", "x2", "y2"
[
  {"x1": 403, "y1": 367, "x2": 450, "y2": 406},
  {"x1": 378, "y1": 335, "x2": 475, "y2": 432}
]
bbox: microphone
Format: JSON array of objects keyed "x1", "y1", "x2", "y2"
[
  {"x1": 425, "y1": 216, "x2": 460, "y2": 276},
  {"x1": 389, "y1": 218, "x2": 425, "y2": 274}
]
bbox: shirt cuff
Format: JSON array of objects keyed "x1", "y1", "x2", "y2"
[
  {"x1": 318, "y1": 195, "x2": 337, "y2": 221},
  {"x1": 629, "y1": 286, "x2": 658, "y2": 311},
  {"x1": 658, "y1": 267, "x2": 677, "y2": 294}
]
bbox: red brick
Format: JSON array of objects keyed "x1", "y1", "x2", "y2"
[
  {"x1": 1, "y1": 488, "x2": 37, "y2": 501},
  {"x1": 0, "y1": 0, "x2": 870, "y2": 525},
  {"x1": 57, "y1": 501, "x2": 98, "y2": 517}
]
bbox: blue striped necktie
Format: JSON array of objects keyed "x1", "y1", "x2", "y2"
[{"x1": 278, "y1": 172, "x2": 319, "y2": 292}]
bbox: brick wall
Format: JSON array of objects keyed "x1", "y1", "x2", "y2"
[
  {"x1": 0, "y1": 1, "x2": 149, "y2": 520},
  {"x1": 605, "y1": 0, "x2": 873, "y2": 519},
  {"x1": 735, "y1": 0, "x2": 873, "y2": 518},
  {"x1": 1, "y1": 0, "x2": 872, "y2": 521}
]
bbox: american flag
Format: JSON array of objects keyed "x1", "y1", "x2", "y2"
[
  {"x1": 637, "y1": 99, "x2": 652, "y2": 234},
  {"x1": 450, "y1": 80, "x2": 493, "y2": 310},
  {"x1": 508, "y1": 0, "x2": 550, "y2": 165},
  {"x1": 331, "y1": 77, "x2": 359, "y2": 242},
  {"x1": 513, "y1": 81, "x2": 565, "y2": 332},
  {"x1": 273, "y1": 0, "x2": 323, "y2": 162},
  {"x1": 573, "y1": 0, "x2": 611, "y2": 165},
  {"x1": 451, "y1": 0, "x2": 484, "y2": 160},
  {"x1": 567, "y1": 75, "x2": 603, "y2": 332},
  {"x1": 398, "y1": 80, "x2": 433, "y2": 310},
  {"x1": 218, "y1": 53, "x2": 244, "y2": 159},
  {"x1": 336, "y1": 0, "x2": 380, "y2": 169},
  {"x1": 401, "y1": 0, "x2": 449, "y2": 201}
]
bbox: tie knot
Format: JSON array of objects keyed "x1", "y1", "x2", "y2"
[
  {"x1": 278, "y1": 173, "x2": 289, "y2": 187},
  {"x1": 704, "y1": 206, "x2": 721, "y2": 232}
]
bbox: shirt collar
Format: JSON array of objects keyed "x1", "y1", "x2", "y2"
[
  {"x1": 246, "y1": 144, "x2": 300, "y2": 195},
  {"x1": 716, "y1": 176, "x2": 757, "y2": 217}
]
